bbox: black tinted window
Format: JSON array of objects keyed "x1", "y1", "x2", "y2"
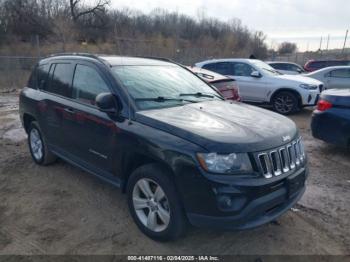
[
  {"x1": 203, "y1": 62, "x2": 232, "y2": 75},
  {"x1": 27, "y1": 63, "x2": 50, "y2": 89},
  {"x1": 37, "y1": 64, "x2": 51, "y2": 89},
  {"x1": 72, "y1": 64, "x2": 110, "y2": 105},
  {"x1": 47, "y1": 63, "x2": 72, "y2": 97},
  {"x1": 270, "y1": 63, "x2": 286, "y2": 70},
  {"x1": 309, "y1": 61, "x2": 327, "y2": 69}
]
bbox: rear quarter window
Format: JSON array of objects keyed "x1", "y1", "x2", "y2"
[{"x1": 27, "y1": 63, "x2": 50, "y2": 89}]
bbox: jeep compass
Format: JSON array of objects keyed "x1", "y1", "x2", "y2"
[{"x1": 19, "y1": 54, "x2": 308, "y2": 241}]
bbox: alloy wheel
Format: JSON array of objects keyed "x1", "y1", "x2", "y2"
[
  {"x1": 274, "y1": 94, "x2": 295, "y2": 114},
  {"x1": 30, "y1": 128, "x2": 43, "y2": 161},
  {"x1": 132, "y1": 178, "x2": 170, "y2": 232}
]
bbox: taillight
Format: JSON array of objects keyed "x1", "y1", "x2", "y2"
[{"x1": 317, "y1": 100, "x2": 332, "y2": 111}]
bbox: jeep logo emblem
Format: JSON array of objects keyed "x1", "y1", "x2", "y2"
[{"x1": 282, "y1": 135, "x2": 291, "y2": 142}]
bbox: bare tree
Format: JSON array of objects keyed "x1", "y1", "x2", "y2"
[
  {"x1": 278, "y1": 42, "x2": 297, "y2": 55},
  {"x1": 69, "y1": 0, "x2": 110, "y2": 22}
]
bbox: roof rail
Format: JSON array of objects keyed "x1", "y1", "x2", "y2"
[
  {"x1": 134, "y1": 56, "x2": 177, "y2": 64},
  {"x1": 44, "y1": 52, "x2": 112, "y2": 66}
]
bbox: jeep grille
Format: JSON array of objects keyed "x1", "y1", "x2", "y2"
[{"x1": 256, "y1": 138, "x2": 305, "y2": 178}]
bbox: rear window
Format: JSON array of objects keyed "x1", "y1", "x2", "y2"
[{"x1": 46, "y1": 63, "x2": 73, "y2": 97}]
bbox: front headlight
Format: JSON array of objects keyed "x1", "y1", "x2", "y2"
[
  {"x1": 299, "y1": 84, "x2": 318, "y2": 90},
  {"x1": 197, "y1": 153, "x2": 252, "y2": 174}
]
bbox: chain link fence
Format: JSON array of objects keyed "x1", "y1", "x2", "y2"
[
  {"x1": 0, "y1": 56, "x2": 39, "y2": 91},
  {"x1": 1, "y1": 44, "x2": 349, "y2": 91}
]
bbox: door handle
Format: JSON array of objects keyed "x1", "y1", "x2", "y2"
[{"x1": 64, "y1": 108, "x2": 75, "y2": 114}]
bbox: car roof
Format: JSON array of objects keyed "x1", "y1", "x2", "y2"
[
  {"x1": 306, "y1": 59, "x2": 350, "y2": 63},
  {"x1": 40, "y1": 53, "x2": 176, "y2": 67},
  {"x1": 307, "y1": 65, "x2": 350, "y2": 74},
  {"x1": 267, "y1": 61, "x2": 299, "y2": 65}
]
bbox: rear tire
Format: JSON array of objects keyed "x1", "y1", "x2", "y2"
[
  {"x1": 28, "y1": 121, "x2": 57, "y2": 165},
  {"x1": 126, "y1": 163, "x2": 187, "y2": 241},
  {"x1": 272, "y1": 91, "x2": 300, "y2": 115}
]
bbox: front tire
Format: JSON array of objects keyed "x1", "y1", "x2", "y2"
[
  {"x1": 28, "y1": 121, "x2": 57, "y2": 165},
  {"x1": 127, "y1": 164, "x2": 187, "y2": 241},
  {"x1": 272, "y1": 91, "x2": 300, "y2": 115}
]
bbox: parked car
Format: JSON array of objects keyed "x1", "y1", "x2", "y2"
[
  {"x1": 20, "y1": 54, "x2": 308, "y2": 241},
  {"x1": 267, "y1": 61, "x2": 305, "y2": 75},
  {"x1": 311, "y1": 89, "x2": 350, "y2": 147},
  {"x1": 195, "y1": 59, "x2": 323, "y2": 114},
  {"x1": 305, "y1": 66, "x2": 350, "y2": 90},
  {"x1": 188, "y1": 66, "x2": 240, "y2": 101},
  {"x1": 304, "y1": 60, "x2": 350, "y2": 72}
]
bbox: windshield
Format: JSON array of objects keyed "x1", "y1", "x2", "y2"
[
  {"x1": 250, "y1": 60, "x2": 282, "y2": 76},
  {"x1": 112, "y1": 65, "x2": 222, "y2": 110}
]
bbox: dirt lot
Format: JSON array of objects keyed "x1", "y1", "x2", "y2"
[{"x1": 0, "y1": 92, "x2": 349, "y2": 255}]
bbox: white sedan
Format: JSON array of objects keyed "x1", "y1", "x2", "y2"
[{"x1": 305, "y1": 66, "x2": 350, "y2": 90}]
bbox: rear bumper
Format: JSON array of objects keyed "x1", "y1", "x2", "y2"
[
  {"x1": 311, "y1": 109, "x2": 350, "y2": 147},
  {"x1": 186, "y1": 168, "x2": 307, "y2": 230}
]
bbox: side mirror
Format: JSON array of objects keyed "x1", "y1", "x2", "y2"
[
  {"x1": 95, "y1": 92, "x2": 120, "y2": 115},
  {"x1": 251, "y1": 71, "x2": 261, "y2": 78}
]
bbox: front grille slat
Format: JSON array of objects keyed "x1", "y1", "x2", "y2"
[{"x1": 256, "y1": 137, "x2": 305, "y2": 178}]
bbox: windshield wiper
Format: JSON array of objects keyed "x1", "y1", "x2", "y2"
[
  {"x1": 134, "y1": 96, "x2": 196, "y2": 103},
  {"x1": 179, "y1": 92, "x2": 222, "y2": 99}
]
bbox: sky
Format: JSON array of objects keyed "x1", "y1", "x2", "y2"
[{"x1": 110, "y1": 0, "x2": 350, "y2": 51}]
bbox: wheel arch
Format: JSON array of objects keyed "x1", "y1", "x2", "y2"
[
  {"x1": 121, "y1": 152, "x2": 176, "y2": 193},
  {"x1": 23, "y1": 113, "x2": 36, "y2": 134},
  {"x1": 270, "y1": 88, "x2": 302, "y2": 107}
]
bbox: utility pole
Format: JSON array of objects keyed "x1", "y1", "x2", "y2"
[
  {"x1": 326, "y1": 34, "x2": 330, "y2": 51},
  {"x1": 342, "y1": 29, "x2": 348, "y2": 54},
  {"x1": 36, "y1": 35, "x2": 41, "y2": 58},
  {"x1": 319, "y1": 36, "x2": 323, "y2": 51}
]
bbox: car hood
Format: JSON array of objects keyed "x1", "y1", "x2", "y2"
[
  {"x1": 136, "y1": 101, "x2": 298, "y2": 152},
  {"x1": 275, "y1": 74, "x2": 323, "y2": 85}
]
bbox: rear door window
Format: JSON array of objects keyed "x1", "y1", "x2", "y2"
[
  {"x1": 329, "y1": 69, "x2": 350, "y2": 78},
  {"x1": 203, "y1": 62, "x2": 233, "y2": 75},
  {"x1": 46, "y1": 63, "x2": 73, "y2": 97},
  {"x1": 270, "y1": 63, "x2": 287, "y2": 70},
  {"x1": 72, "y1": 64, "x2": 110, "y2": 105}
]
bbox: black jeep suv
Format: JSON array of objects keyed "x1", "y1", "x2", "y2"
[{"x1": 19, "y1": 54, "x2": 308, "y2": 241}]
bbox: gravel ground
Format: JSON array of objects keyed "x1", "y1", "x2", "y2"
[{"x1": 0, "y1": 93, "x2": 349, "y2": 255}]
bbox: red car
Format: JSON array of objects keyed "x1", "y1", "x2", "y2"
[
  {"x1": 304, "y1": 60, "x2": 350, "y2": 72},
  {"x1": 188, "y1": 66, "x2": 241, "y2": 101}
]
